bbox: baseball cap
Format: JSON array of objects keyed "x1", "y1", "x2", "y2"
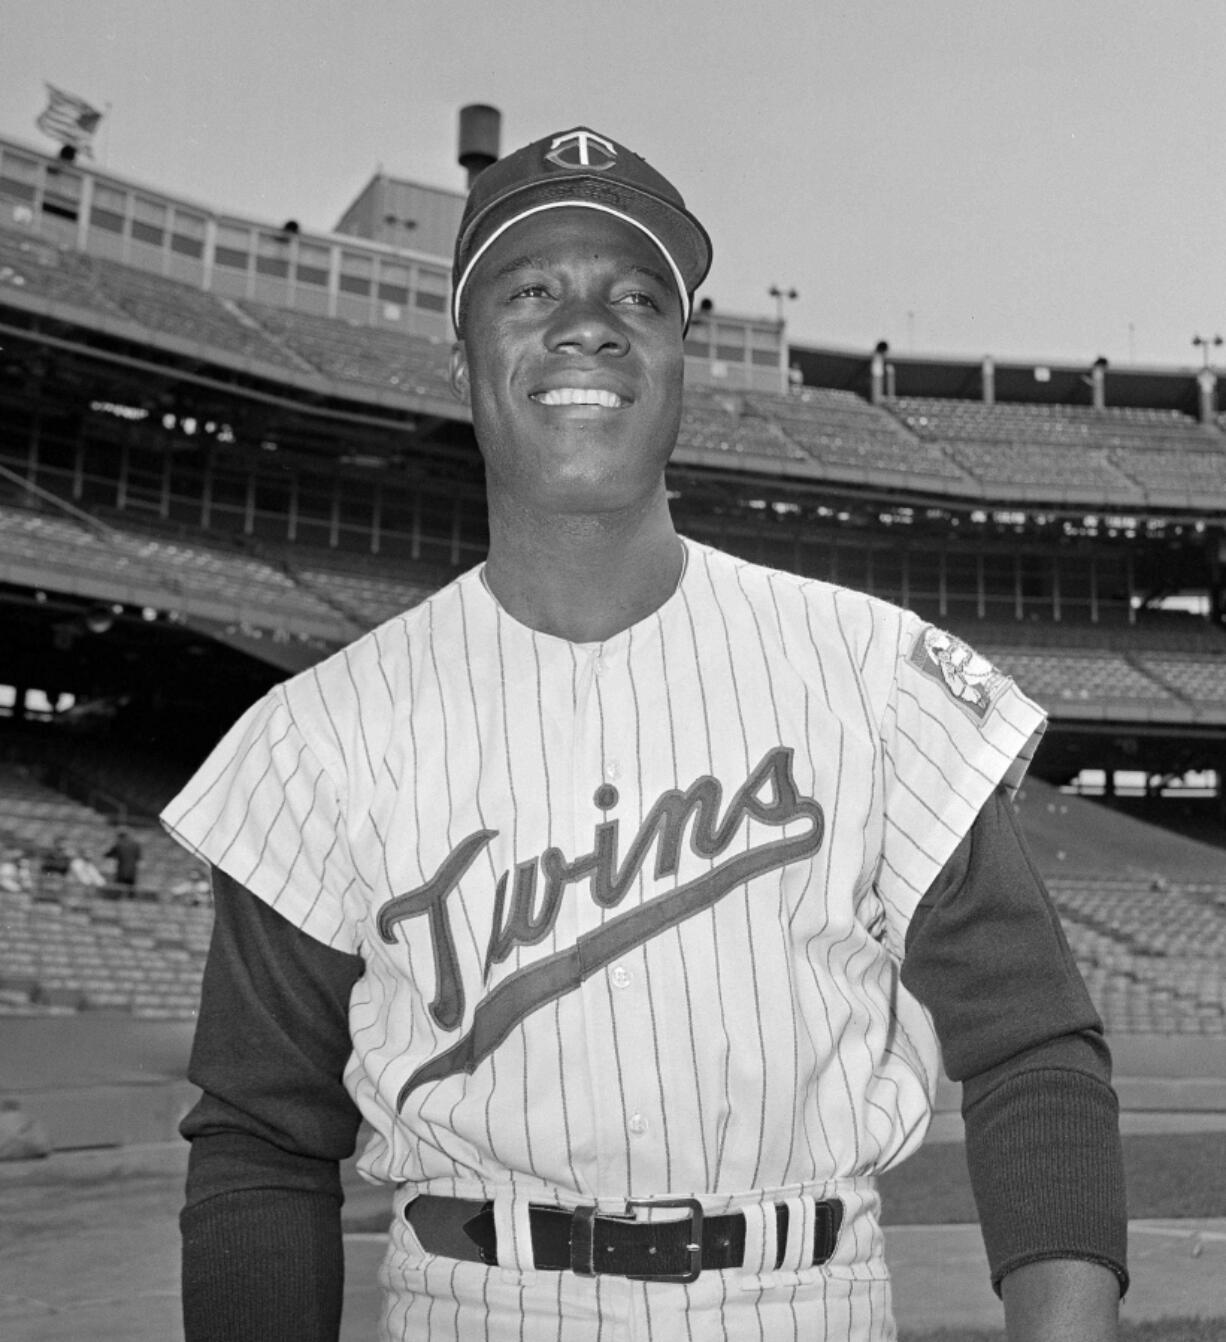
[{"x1": 451, "y1": 126, "x2": 712, "y2": 332}]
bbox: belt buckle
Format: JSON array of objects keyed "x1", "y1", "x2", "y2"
[{"x1": 622, "y1": 1196, "x2": 704, "y2": 1284}]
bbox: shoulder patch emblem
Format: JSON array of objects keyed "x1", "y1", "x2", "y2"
[{"x1": 908, "y1": 627, "x2": 1006, "y2": 721}]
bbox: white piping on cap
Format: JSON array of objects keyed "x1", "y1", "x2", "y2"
[{"x1": 451, "y1": 199, "x2": 692, "y2": 331}]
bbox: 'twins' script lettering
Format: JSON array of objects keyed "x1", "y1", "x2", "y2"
[{"x1": 376, "y1": 746, "x2": 823, "y2": 1106}]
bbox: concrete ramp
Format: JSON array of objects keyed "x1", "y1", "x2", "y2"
[
  {"x1": 1014, "y1": 775, "x2": 1226, "y2": 881},
  {"x1": 2, "y1": 1015, "x2": 197, "y2": 1150}
]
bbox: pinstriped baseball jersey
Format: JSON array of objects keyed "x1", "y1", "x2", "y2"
[{"x1": 163, "y1": 536, "x2": 1044, "y2": 1339}]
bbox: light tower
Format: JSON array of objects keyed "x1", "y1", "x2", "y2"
[{"x1": 768, "y1": 285, "x2": 798, "y2": 324}]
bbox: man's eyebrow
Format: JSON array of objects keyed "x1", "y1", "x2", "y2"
[
  {"x1": 490, "y1": 255, "x2": 547, "y2": 281},
  {"x1": 630, "y1": 264, "x2": 674, "y2": 293},
  {"x1": 488, "y1": 258, "x2": 674, "y2": 294}
]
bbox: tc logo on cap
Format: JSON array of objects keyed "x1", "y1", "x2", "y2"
[{"x1": 545, "y1": 130, "x2": 617, "y2": 171}]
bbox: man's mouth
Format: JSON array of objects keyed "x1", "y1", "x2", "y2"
[{"x1": 531, "y1": 388, "x2": 628, "y2": 409}]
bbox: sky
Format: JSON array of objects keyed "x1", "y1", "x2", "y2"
[{"x1": 3, "y1": 0, "x2": 1224, "y2": 369}]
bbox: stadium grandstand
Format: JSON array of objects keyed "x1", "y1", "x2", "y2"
[{"x1": 1, "y1": 111, "x2": 1224, "y2": 1142}]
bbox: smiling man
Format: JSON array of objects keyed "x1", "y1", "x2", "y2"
[{"x1": 164, "y1": 128, "x2": 1127, "y2": 1341}]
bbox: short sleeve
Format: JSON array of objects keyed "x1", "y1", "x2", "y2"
[
  {"x1": 160, "y1": 689, "x2": 359, "y2": 954},
  {"x1": 877, "y1": 617, "x2": 1046, "y2": 946}
]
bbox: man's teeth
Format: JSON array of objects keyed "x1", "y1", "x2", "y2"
[{"x1": 534, "y1": 388, "x2": 626, "y2": 408}]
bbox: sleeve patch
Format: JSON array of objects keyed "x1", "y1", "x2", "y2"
[{"x1": 907, "y1": 626, "x2": 1008, "y2": 722}]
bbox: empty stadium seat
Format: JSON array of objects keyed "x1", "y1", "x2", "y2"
[
  {"x1": 89, "y1": 260, "x2": 309, "y2": 373},
  {"x1": 239, "y1": 302, "x2": 455, "y2": 399},
  {"x1": 747, "y1": 388, "x2": 965, "y2": 480},
  {"x1": 885, "y1": 396, "x2": 1226, "y2": 505},
  {"x1": 979, "y1": 648, "x2": 1181, "y2": 714},
  {"x1": 675, "y1": 389, "x2": 806, "y2": 462},
  {"x1": 1047, "y1": 874, "x2": 1226, "y2": 1034},
  {"x1": 0, "y1": 502, "x2": 355, "y2": 640},
  {"x1": 0, "y1": 222, "x2": 124, "y2": 316}
]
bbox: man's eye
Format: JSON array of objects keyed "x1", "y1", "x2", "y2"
[
  {"x1": 618, "y1": 291, "x2": 660, "y2": 309},
  {"x1": 511, "y1": 283, "x2": 551, "y2": 299}
]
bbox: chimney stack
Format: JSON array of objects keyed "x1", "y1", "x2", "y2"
[{"x1": 458, "y1": 104, "x2": 501, "y2": 188}]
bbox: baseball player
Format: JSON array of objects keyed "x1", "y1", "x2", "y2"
[{"x1": 164, "y1": 127, "x2": 1127, "y2": 1341}]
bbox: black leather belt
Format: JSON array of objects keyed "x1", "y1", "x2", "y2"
[{"x1": 407, "y1": 1194, "x2": 844, "y2": 1283}]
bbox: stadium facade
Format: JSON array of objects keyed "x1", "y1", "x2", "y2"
[{"x1": 0, "y1": 125, "x2": 1224, "y2": 819}]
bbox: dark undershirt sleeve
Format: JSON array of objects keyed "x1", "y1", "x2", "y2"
[
  {"x1": 179, "y1": 868, "x2": 365, "y2": 1342},
  {"x1": 900, "y1": 787, "x2": 1129, "y2": 1297}
]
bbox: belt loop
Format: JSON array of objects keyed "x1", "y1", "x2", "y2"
[
  {"x1": 813, "y1": 1198, "x2": 844, "y2": 1265},
  {"x1": 493, "y1": 1190, "x2": 537, "y2": 1279},
  {"x1": 738, "y1": 1198, "x2": 777, "y2": 1278},
  {"x1": 570, "y1": 1204, "x2": 598, "y2": 1277},
  {"x1": 777, "y1": 1195, "x2": 815, "y2": 1273}
]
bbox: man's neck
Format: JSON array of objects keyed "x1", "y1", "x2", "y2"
[{"x1": 483, "y1": 497, "x2": 684, "y2": 644}]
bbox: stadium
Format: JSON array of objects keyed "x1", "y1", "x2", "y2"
[{"x1": 1, "y1": 105, "x2": 1224, "y2": 1339}]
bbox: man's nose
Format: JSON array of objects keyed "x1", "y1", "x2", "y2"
[{"x1": 546, "y1": 295, "x2": 629, "y2": 357}]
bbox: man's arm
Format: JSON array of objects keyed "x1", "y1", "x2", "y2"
[
  {"x1": 901, "y1": 787, "x2": 1127, "y2": 1339},
  {"x1": 1000, "y1": 1259, "x2": 1123, "y2": 1342},
  {"x1": 181, "y1": 867, "x2": 364, "y2": 1342}
]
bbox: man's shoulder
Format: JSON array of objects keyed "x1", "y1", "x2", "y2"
[
  {"x1": 197, "y1": 566, "x2": 482, "y2": 785},
  {"x1": 682, "y1": 536, "x2": 818, "y2": 597}
]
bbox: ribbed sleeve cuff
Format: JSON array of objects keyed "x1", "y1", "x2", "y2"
[
  {"x1": 184, "y1": 1129, "x2": 345, "y2": 1207},
  {"x1": 963, "y1": 1066, "x2": 1129, "y2": 1299},
  {"x1": 181, "y1": 1187, "x2": 345, "y2": 1342}
]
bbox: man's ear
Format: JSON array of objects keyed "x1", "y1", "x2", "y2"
[{"x1": 449, "y1": 342, "x2": 471, "y2": 404}]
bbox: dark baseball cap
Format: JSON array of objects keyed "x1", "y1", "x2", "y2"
[{"x1": 451, "y1": 126, "x2": 712, "y2": 332}]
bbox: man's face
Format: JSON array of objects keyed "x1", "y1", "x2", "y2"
[{"x1": 451, "y1": 207, "x2": 686, "y2": 518}]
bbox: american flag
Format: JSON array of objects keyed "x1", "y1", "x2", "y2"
[{"x1": 35, "y1": 85, "x2": 103, "y2": 157}]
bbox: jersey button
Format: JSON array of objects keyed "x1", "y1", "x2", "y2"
[
  {"x1": 628, "y1": 1113, "x2": 648, "y2": 1136},
  {"x1": 610, "y1": 965, "x2": 632, "y2": 989}
]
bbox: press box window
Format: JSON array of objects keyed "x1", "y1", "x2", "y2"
[
  {"x1": 131, "y1": 197, "x2": 167, "y2": 246},
  {"x1": 0, "y1": 149, "x2": 39, "y2": 203},
  {"x1": 214, "y1": 224, "x2": 252, "y2": 271},
  {"x1": 413, "y1": 266, "x2": 448, "y2": 312},
  {"x1": 170, "y1": 210, "x2": 205, "y2": 258},
  {"x1": 42, "y1": 167, "x2": 81, "y2": 221},
  {"x1": 255, "y1": 232, "x2": 290, "y2": 278},
  {"x1": 294, "y1": 243, "x2": 330, "y2": 287},
  {"x1": 750, "y1": 328, "x2": 781, "y2": 367},
  {"x1": 377, "y1": 261, "x2": 410, "y2": 306},
  {"x1": 715, "y1": 324, "x2": 747, "y2": 365},
  {"x1": 90, "y1": 184, "x2": 127, "y2": 234},
  {"x1": 339, "y1": 253, "x2": 373, "y2": 296}
]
